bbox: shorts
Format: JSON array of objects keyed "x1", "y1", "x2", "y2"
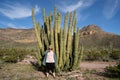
[{"x1": 46, "y1": 63, "x2": 55, "y2": 73}]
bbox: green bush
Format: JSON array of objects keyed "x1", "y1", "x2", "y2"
[
  {"x1": 105, "y1": 61, "x2": 120, "y2": 78},
  {"x1": 110, "y1": 50, "x2": 120, "y2": 60},
  {"x1": 100, "y1": 49, "x2": 110, "y2": 61},
  {"x1": 85, "y1": 50, "x2": 101, "y2": 61},
  {"x1": 83, "y1": 48, "x2": 120, "y2": 61},
  {"x1": 84, "y1": 49, "x2": 109, "y2": 61},
  {"x1": 0, "y1": 48, "x2": 31, "y2": 63}
]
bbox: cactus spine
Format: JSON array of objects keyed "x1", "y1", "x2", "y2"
[{"x1": 32, "y1": 7, "x2": 83, "y2": 71}]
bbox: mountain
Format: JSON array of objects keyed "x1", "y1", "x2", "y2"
[
  {"x1": 0, "y1": 28, "x2": 37, "y2": 48},
  {"x1": 0, "y1": 25, "x2": 120, "y2": 49},
  {"x1": 79, "y1": 24, "x2": 120, "y2": 48}
]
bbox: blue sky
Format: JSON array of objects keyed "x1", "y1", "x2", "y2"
[{"x1": 0, "y1": 0, "x2": 120, "y2": 35}]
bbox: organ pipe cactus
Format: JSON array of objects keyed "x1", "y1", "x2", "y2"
[
  {"x1": 63, "y1": 13, "x2": 68, "y2": 66},
  {"x1": 32, "y1": 6, "x2": 84, "y2": 71},
  {"x1": 58, "y1": 29, "x2": 63, "y2": 68},
  {"x1": 65, "y1": 12, "x2": 73, "y2": 69}
]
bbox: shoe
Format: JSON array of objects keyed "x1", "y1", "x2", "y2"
[
  {"x1": 46, "y1": 72, "x2": 49, "y2": 77},
  {"x1": 52, "y1": 72, "x2": 55, "y2": 78}
]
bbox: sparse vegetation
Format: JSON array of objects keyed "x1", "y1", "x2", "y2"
[
  {"x1": 0, "y1": 48, "x2": 32, "y2": 63},
  {"x1": 83, "y1": 47, "x2": 120, "y2": 61},
  {"x1": 0, "y1": 63, "x2": 42, "y2": 80},
  {"x1": 104, "y1": 61, "x2": 120, "y2": 78}
]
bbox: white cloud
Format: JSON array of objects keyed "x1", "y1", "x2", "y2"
[
  {"x1": 7, "y1": 23, "x2": 17, "y2": 28},
  {"x1": 34, "y1": 5, "x2": 40, "y2": 13},
  {"x1": 58, "y1": 0, "x2": 96, "y2": 13},
  {"x1": 7, "y1": 23, "x2": 29, "y2": 29},
  {"x1": 57, "y1": 0, "x2": 95, "y2": 21},
  {"x1": 59, "y1": 1, "x2": 83, "y2": 12},
  {"x1": 103, "y1": 0, "x2": 120, "y2": 19},
  {"x1": 0, "y1": 3, "x2": 40, "y2": 19},
  {"x1": 0, "y1": 21, "x2": 29, "y2": 29}
]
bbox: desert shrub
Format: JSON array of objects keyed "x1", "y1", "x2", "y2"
[
  {"x1": 83, "y1": 47, "x2": 120, "y2": 61},
  {"x1": 105, "y1": 61, "x2": 120, "y2": 78},
  {"x1": 0, "y1": 48, "x2": 30, "y2": 63},
  {"x1": 84, "y1": 49, "x2": 110, "y2": 61},
  {"x1": 84, "y1": 49, "x2": 99, "y2": 61},
  {"x1": 110, "y1": 50, "x2": 120, "y2": 60},
  {"x1": 85, "y1": 50, "x2": 101, "y2": 61},
  {"x1": 100, "y1": 49, "x2": 110, "y2": 61}
]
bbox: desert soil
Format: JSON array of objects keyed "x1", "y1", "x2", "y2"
[
  {"x1": 80, "y1": 61, "x2": 116, "y2": 71},
  {"x1": 0, "y1": 58, "x2": 117, "y2": 80},
  {"x1": 80, "y1": 61, "x2": 117, "y2": 80}
]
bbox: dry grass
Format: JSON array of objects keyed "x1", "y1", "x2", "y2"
[
  {"x1": 0, "y1": 62, "x2": 84, "y2": 80},
  {"x1": 0, "y1": 61, "x2": 118, "y2": 80},
  {"x1": 0, "y1": 63, "x2": 45, "y2": 80}
]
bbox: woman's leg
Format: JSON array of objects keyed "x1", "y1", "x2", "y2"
[
  {"x1": 46, "y1": 63, "x2": 51, "y2": 77},
  {"x1": 50, "y1": 63, "x2": 55, "y2": 77}
]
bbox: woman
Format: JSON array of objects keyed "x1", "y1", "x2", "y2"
[{"x1": 43, "y1": 45, "x2": 56, "y2": 78}]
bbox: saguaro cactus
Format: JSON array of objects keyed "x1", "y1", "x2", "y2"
[{"x1": 32, "y1": 6, "x2": 83, "y2": 71}]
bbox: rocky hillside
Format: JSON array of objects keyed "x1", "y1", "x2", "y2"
[
  {"x1": 79, "y1": 24, "x2": 120, "y2": 48},
  {"x1": 0, "y1": 28, "x2": 37, "y2": 48},
  {"x1": 0, "y1": 25, "x2": 120, "y2": 48}
]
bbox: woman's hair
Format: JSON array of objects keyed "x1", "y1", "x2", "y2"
[{"x1": 48, "y1": 45, "x2": 53, "y2": 50}]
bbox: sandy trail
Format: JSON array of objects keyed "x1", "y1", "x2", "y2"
[{"x1": 80, "y1": 61, "x2": 116, "y2": 71}]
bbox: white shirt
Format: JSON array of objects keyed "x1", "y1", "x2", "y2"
[{"x1": 46, "y1": 50, "x2": 55, "y2": 63}]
